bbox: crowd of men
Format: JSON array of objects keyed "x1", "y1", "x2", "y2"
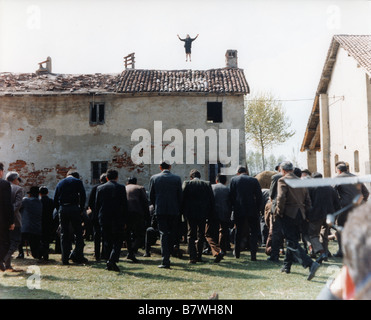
[{"x1": 0, "y1": 159, "x2": 369, "y2": 288}]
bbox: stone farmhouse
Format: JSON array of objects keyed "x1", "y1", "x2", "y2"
[
  {"x1": 0, "y1": 50, "x2": 249, "y2": 195},
  {"x1": 301, "y1": 35, "x2": 371, "y2": 178}
]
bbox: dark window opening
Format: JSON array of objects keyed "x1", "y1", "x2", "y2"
[
  {"x1": 91, "y1": 161, "x2": 108, "y2": 185},
  {"x1": 90, "y1": 102, "x2": 105, "y2": 125},
  {"x1": 207, "y1": 102, "x2": 223, "y2": 123}
]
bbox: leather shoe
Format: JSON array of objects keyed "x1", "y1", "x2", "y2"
[
  {"x1": 316, "y1": 252, "x2": 328, "y2": 264},
  {"x1": 0, "y1": 262, "x2": 5, "y2": 272},
  {"x1": 280, "y1": 266, "x2": 290, "y2": 274},
  {"x1": 106, "y1": 261, "x2": 120, "y2": 272},
  {"x1": 143, "y1": 252, "x2": 151, "y2": 257},
  {"x1": 267, "y1": 257, "x2": 279, "y2": 262},
  {"x1": 307, "y1": 261, "x2": 320, "y2": 281},
  {"x1": 158, "y1": 264, "x2": 170, "y2": 269},
  {"x1": 127, "y1": 255, "x2": 140, "y2": 263},
  {"x1": 214, "y1": 253, "x2": 224, "y2": 263}
]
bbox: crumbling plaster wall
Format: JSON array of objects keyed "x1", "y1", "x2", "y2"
[{"x1": 0, "y1": 94, "x2": 245, "y2": 198}]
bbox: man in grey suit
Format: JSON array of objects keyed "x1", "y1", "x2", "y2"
[
  {"x1": 212, "y1": 174, "x2": 232, "y2": 255},
  {"x1": 230, "y1": 166, "x2": 263, "y2": 261},
  {"x1": 4, "y1": 172, "x2": 24, "y2": 271},
  {"x1": 95, "y1": 169, "x2": 128, "y2": 272},
  {"x1": 149, "y1": 161, "x2": 182, "y2": 268}
]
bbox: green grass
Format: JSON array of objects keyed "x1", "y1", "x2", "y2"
[{"x1": 0, "y1": 240, "x2": 343, "y2": 300}]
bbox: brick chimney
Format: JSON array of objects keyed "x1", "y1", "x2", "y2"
[{"x1": 225, "y1": 50, "x2": 238, "y2": 68}]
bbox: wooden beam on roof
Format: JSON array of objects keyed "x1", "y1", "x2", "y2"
[{"x1": 308, "y1": 123, "x2": 321, "y2": 150}]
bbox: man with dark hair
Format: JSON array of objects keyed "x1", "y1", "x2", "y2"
[
  {"x1": 87, "y1": 173, "x2": 107, "y2": 261},
  {"x1": 149, "y1": 161, "x2": 182, "y2": 268},
  {"x1": 125, "y1": 176, "x2": 150, "y2": 263},
  {"x1": 333, "y1": 163, "x2": 363, "y2": 257},
  {"x1": 230, "y1": 165, "x2": 263, "y2": 261},
  {"x1": 182, "y1": 169, "x2": 220, "y2": 263},
  {"x1": 276, "y1": 161, "x2": 320, "y2": 280},
  {"x1": 95, "y1": 169, "x2": 128, "y2": 272},
  {"x1": 212, "y1": 174, "x2": 232, "y2": 255},
  {"x1": 54, "y1": 169, "x2": 87, "y2": 265},
  {"x1": 307, "y1": 172, "x2": 340, "y2": 263},
  {"x1": 0, "y1": 167, "x2": 15, "y2": 271}
]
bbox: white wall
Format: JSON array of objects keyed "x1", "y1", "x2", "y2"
[{"x1": 327, "y1": 47, "x2": 370, "y2": 176}]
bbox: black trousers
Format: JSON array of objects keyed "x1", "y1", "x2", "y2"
[
  {"x1": 280, "y1": 214, "x2": 313, "y2": 270},
  {"x1": 0, "y1": 225, "x2": 10, "y2": 263},
  {"x1": 270, "y1": 215, "x2": 285, "y2": 260},
  {"x1": 22, "y1": 232, "x2": 41, "y2": 259},
  {"x1": 157, "y1": 215, "x2": 179, "y2": 266},
  {"x1": 59, "y1": 205, "x2": 85, "y2": 264},
  {"x1": 101, "y1": 226, "x2": 124, "y2": 263},
  {"x1": 187, "y1": 217, "x2": 206, "y2": 261},
  {"x1": 234, "y1": 214, "x2": 260, "y2": 257}
]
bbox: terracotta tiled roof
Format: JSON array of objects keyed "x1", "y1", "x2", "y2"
[
  {"x1": 116, "y1": 68, "x2": 249, "y2": 95},
  {"x1": 0, "y1": 68, "x2": 249, "y2": 96},
  {"x1": 0, "y1": 73, "x2": 120, "y2": 95},
  {"x1": 334, "y1": 35, "x2": 371, "y2": 75}
]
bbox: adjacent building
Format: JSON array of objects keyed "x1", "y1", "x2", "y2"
[{"x1": 301, "y1": 35, "x2": 371, "y2": 177}]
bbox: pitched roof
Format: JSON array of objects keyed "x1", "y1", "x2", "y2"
[
  {"x1": 334, "y1": 35, "x2": 371, "y2": 76},
  {"x1": 0, "y1": 68, "x2": 249, "y2": 96},
  {"x1": 116, "y1": 68, "x2": 249, "y2": 95},
  {"x1": 301, "y1": 35, "x2": 371, "y2": 152}
]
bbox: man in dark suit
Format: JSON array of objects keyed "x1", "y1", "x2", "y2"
[
  {"x1": 149, "y1": 161, "x2": 182, "y2": 268},
  {"x1": 308, "y1": 172, "x2": 341, "y2": 263},
  {"x1": 125, "y1": 177, "x2": 150, "y2": 263},
  {"x1": 230, "y1": 166, "x2": 263, "y2": 261},
  {"x1": 212, "y1": 174, "x2": 232, "y2": 255},
  {"x1": 39, "y1": 186, "x2": 55, "y2": 261},
  {"x1": 95, "y1": 169, "x2": 128, "y2": 272},
  {"x1": 54, "y1": 169, "x2": 87, "y2": 265},
  {"x1": 87, "y1": 173, "x2": 107, "y2": 261},
  {"x1": 333, "y1": 163, "x2": 363, "y2": 257},
  {"x1": 0, "y1": 163, "x2": 14, "y2": 272},
  {"x1": 276, "y1": 161, "x2": 320, "y2": 280},
  {"x1": 182, "y1": 169, "x2": 221, "y2": 263}
]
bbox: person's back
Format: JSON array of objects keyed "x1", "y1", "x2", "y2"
[
  {"x1": 182, "y1": 177, "x2": 214, "y2": 220},
  {"x1": 212, "y1": 183, "x2": 231, "y2": 223},
  {"x1": 21, "y1": 196, "x2": 42, "y2": 236},
  {"x1": 96, "y1": 180, "x2": 127, "y2": 228},
  {"x1": 149, "y1": 169, "x2": 182, "y2": 216},
  {"x1": 126, "y1": 183, "x2": 149, "y2": 216},
  {"x1": 230, "y1": 173, "x2": 262, "y2": 218}
]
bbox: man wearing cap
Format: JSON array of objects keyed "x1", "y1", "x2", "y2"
[
  {"x1": 149, "y1": 161, "x2": 182, "y2": 268},
  {"x1": 3, "y1": 172, "x2": 24, "y2": 271},
  {"x1": 19, "y1": 186, "x2": 43, "y2": 259},
  {"x1": 0, "y1": 163, "x2": 14, "y2": 272},
  {"x1": 54, "y1": 169, "x2": 87, "y2": 265},
  {"x1": 229, "y1": 165, "x2": 263, "y2": 261},
  {"x1": 276, "y1": 161, "x2": 320, "y2": 280}
]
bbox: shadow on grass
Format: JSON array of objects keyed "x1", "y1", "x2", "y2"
[{"x1": 0, "y1": 283, "x2": 70, "y2": 299}]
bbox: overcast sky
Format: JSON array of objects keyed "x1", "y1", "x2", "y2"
[{"x1": 1, "y1": 0, "x2": 370, "y2": 169}]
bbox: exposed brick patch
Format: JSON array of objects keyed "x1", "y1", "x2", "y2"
[{"x1": 36, "y1": 135, "x2": 42, "y2": 142}]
